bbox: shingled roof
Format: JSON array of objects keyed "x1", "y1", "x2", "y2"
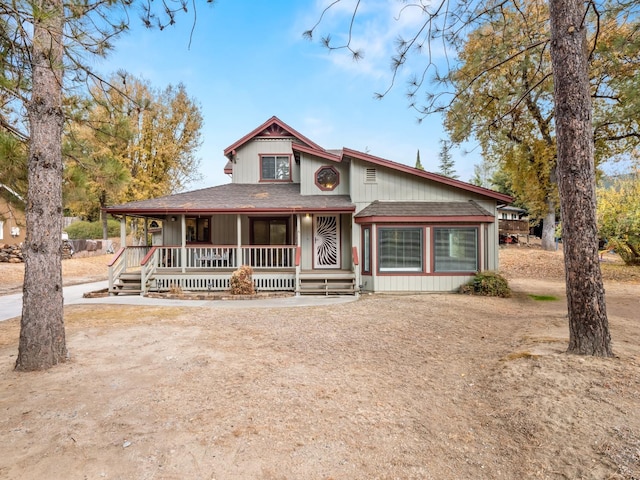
[
  {"x1": 354, "y1": 200, "x2": 495, "y2": 222},
  {"x1": 105, "y1": 183, "x2": 355, "y2": 216}
]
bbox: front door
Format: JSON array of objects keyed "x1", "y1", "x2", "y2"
[{"x1": 314, "y1": 215, "x2": 340, "y2": 268}]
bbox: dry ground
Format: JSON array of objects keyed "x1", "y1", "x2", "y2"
[{"x1": 0, "y1": 246, "x2": 638, "y2": 479}]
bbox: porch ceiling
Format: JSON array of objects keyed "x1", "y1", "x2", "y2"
[{"x1": 104, "y1": 183, "x2": 355, "y2": 216}]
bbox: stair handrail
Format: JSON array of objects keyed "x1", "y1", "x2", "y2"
[
  {"x1": 140, "y1": 246, "x2": 160, "y2": 296},
  {"x1": 107, "y1": 247, "x2": 126, "y2": 294},
  {"x1": 352, "y1": 246, "x2": 361, "y2": 295}
]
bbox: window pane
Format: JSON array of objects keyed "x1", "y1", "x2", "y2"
[
  {"x1": 262, "y1": 156, "x2": 275, "y2": 179},
  {"x1": 434, "y1": 227, "x2": 478, "y2": 272},
  {"x1": 253, "y1": 220, "x2": 269, "y2": 244},
  {"x1": 363, "y1": 227, "x2": 370, "y2": 273},
  {"x1": 197, "y1": 218, "x2": 209, "y2": 242},
  {"x1": 379, "y1": 228, "x2": 422, "y2": 271},
  {"x1": 270, "y1": 221, "x2": 287, "y2": 245},
  {"x1": 275, "y1": 156, "x2": 290, "y2": 180}
]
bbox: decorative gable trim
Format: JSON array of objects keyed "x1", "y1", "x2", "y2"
[
  {"x1": 224, "y1": 116, "x2": 325, "y2": 160},
  {"x1": 257, "y1": 123, "x2": 292, "y2": 138}
]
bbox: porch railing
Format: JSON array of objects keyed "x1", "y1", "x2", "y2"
[
  {"x1": 241, "y1": 246, "x2": 296, "y2": 268},
  {"x1": 140, "y1": 245, "x2": 296, "y2": 270},
  {"x1": 111, "y1": 244, "x2": 302, "y2": 295}
]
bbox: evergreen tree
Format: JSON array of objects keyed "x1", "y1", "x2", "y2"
[
  {"x1": 437, "y1": 139, "x2": 458, "y2": 179},
  {"x1": 415, "y1": 149, "x2": 424, "y2": 170}
]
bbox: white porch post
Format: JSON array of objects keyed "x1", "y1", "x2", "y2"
[
  {"x1": 143, "y1": 219, "x2": 149, "y2": 247},
  {"x1": 236, "y1": 214, "x2": 242, "y2": 268},
  {"x1": 295, "y1": 214, "x2": 301, "y2": 296},
  {"x1": 120, "y1": 216, "x2": 126, "y2": 248},
  {"x1": 181, "y1": 215, "x2": 186, "y2": 273}
]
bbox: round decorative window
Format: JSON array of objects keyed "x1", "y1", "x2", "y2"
[{"x1": 315, "y1": 166, "x2": 339, "y2": 191}]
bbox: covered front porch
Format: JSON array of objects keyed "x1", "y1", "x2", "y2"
[
  {"x1": 104, "y1": 183, "x2": 358, "y2": 296},
  {"x1": 107, "y1": 218, "x2": 359, "y2": 296}
]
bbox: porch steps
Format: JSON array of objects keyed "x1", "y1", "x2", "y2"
[
  {"x1": 110, "y1": 272, "x2": 146, "y2": 296},
  {"x1": 298, "y1": 272, "x2": 358, "y2": 296}
]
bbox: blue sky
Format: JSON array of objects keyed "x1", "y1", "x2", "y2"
[{"x1": 97, "y1": 0, "x2": 480, "y2": 190}]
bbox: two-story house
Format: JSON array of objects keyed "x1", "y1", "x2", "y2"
[{"x1": 105, "y1": 116, "x2": 512, "y2": 295}]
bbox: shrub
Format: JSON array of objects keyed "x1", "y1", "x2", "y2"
[
  {"x1": 460, "y1": 271, "x2": 511, "y2": 297},
  {"x1": 65, "y1": 219, "x2": 123, "y2": 239},
  {"x1": 230, "y1": 265, "x2": 255, "y2": 295}
]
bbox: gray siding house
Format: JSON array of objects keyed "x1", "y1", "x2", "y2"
[{"x1": 105, "y1": 116, "x2": 512, "y2": 295}]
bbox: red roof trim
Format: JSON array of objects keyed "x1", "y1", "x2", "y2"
[
  {"x1": 354, "y1": 215, "x2": 495, "y2": 224},
  {"x1": 341, "y1": 147, "x2": 513, "y2": 203},
  {"x1": 104, "y1": 207, "x2": 356, "y2": 216},
  {"x1": 224, "y1": 116, "x2": 325, "y2": 158},
  {"x1": 292, "y1": 143, "x2": 342, "y2": 162}
]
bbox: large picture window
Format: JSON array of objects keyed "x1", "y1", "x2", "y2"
[
  {"x1": 260, "y1": 155, "x2": 291, "y2": 181},
  {"x1": 378, "y1": 227, "x2": 423, "y2": 272},
  {"x1": 434, "y1": 227, "x2": 478, "y2": 272}
]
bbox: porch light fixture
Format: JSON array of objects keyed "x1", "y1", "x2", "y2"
[
  {"x1": 170, "y1": 216, "x2": 177, "y2": 222},
  {"x1": 305, "y1": 213, "x2": 310, "y2": 219}
]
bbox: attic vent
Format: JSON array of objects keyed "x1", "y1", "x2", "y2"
[{"x1": 364, "y1": 168, "x2": 377, "y2": 183}]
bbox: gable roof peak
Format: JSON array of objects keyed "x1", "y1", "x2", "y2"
[{"x1": 224, "y1": 116, "x2": 324, "y2": 159}]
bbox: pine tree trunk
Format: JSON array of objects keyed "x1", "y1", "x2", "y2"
[
  {"x1": 15, "y1": 0, "x2": 67, "y2": 371},
  {"x1": 549, "y1": 0, "x2": 612, "y2": 356},
  {"x1": 541, "y1": 196, "x2": 556, "y2": 251},
  {"x1": 100, "y1": 191, "x2": 108, "y2": 240}
]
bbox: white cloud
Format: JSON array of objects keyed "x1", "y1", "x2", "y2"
[{"x1": 303, "y1": 0, "x2": 451, "y2": 89}]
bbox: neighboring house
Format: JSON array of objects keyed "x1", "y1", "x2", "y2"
[
  {"x1": 105, "y1": 116, "x2": 512, "y2": 295},
  {"x1": 0, "y1": 183, "x2": 26, "y2": 245},
  {"x1": 497, "y1": 205, "x2": 530, "y2": 243}
]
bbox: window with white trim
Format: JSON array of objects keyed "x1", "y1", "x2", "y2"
[
  {"x1": 378, "y1": 227, "x2": 423, "y2": 272},
  {"x1": 260, "y1": 155, "x2": 290, "y2": 181},
  {"x1": 434, "y1": 227, "x2": 478, "y2": 272}
]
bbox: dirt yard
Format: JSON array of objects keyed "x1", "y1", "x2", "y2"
[{"x1": 0, "y1": 247, "x2": 638, "y2": 479}]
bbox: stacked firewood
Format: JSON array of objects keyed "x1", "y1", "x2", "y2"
[
  {"x1": 0, "y1": 241, "x2": 74, "y2": 262},
  {"x1": 0, "y1": 244, "x2": 23, "y2": 263}
]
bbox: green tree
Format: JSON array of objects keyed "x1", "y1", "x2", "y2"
[
  {"x1": 113, "y1": 76, "x2": 204, "y2": 201},
  {"x1": 63, "y1": 73, "x2": 203, "y2": 236},
  {"x1": 2, "y1": 0, "x2": 213, "y2": 371},
  {"x1": 444, "y1": 0, "x2": 639, "y2": 252},
  {"x1": 443, "y1": 0, "x2": 558, "y2": 250},
  {"x1": 415, "y1": 149, "x2": 424, "y2": 170},
  {"x1": 437, "y1": 139, "x2": 458, "y2": 179},
  {"x1": 470, "y1": 160, "x2": 496, "y2": 188},
  {"x1": 0, "y1": 130, "x2": 28, "y2": 198},
  {"x1": 597, "y1": 171, "x2": 640, "y2": 265}
]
